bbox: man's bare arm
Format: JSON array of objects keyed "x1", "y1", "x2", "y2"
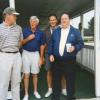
[{"x1": 21, "y1": 34, "x2": 35, "y2": 45}]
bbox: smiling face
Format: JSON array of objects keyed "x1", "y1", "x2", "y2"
[
  {"x1": 49, "y1": 16, "x2": 58, "y2": 28},
  {"x1": 61, "y1": 14, "x2": 70, "y2": 28}
]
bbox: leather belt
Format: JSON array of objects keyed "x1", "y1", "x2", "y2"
[{"x1": 0, "y1": 50, "x2": 19, "y2": 54}]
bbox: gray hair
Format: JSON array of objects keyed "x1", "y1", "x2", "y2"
[{"x1": 30, "y1": 16, "x2": 39, "y2": 23}]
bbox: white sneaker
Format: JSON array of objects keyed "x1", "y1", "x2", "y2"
[
  {"x1": 34, "y1": 91, "x2": 41, "y2": 99},
  {"x1": 7, "y1": 91, "x2": 12, "y2": 99},
  {"x1": 45, "y1": 89, "x2": 52, "y2": 97},
  {"x1": 62, "y1": 89, "x2": 67, "y2": 96},
  {"x1": 23, "y1": 95, "x2": 28, "y2": 100}
]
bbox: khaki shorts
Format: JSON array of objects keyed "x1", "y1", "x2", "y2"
[{"x1": 22, "y1": 50, "x2": 40, "y2": 74}]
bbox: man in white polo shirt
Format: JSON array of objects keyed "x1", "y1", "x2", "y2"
[{"x1": 0, "y1": 7, "x2": 23, "y2": 100}]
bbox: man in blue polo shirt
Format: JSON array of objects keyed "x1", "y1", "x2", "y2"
[{"x1": 22, "y1": 16, "x2": 44, "y2": 100}]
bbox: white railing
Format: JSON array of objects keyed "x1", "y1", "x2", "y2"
[{"x1": 76, "y1": 45, "x2": 95, "y2": 73}]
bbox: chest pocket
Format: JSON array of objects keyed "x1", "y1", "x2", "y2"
[
  {"x1": 35, "y1": 33, "x2": 41, "y2": 41},
  {"x1": 10, "y1": 29, "x2": 21, "y2": 41},
  {"x1": 67, "y1": 33, "x2": 76, "y2": 44}
]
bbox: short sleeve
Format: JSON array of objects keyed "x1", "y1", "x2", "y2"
[
  {"x1": 20, "y1": 27, "x2": 23, "y2": 40},
  {"x1": 18, "y1": 26, "x2": 23, "y2": 40}
]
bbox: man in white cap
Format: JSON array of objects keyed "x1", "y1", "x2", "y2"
[{"x1": 0, "y1": 7, "x2": 22, "y2": 100}]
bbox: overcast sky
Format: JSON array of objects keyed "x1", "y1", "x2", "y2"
[{"x1": 71, "y1": 10, "x2": 94, "y2": 29}]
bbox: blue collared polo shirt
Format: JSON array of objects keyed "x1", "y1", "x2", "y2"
[{"x1": 23, "y1": 27, "x2": 45, "y2": 52}]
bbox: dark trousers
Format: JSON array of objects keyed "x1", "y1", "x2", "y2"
[{"x1": 51, "y1": 59, "x2": 76, "y2": 100}]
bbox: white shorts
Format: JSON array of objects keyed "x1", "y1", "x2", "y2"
[{"x1": 22, "y1": 50, "x2": 40, "y2": 74}]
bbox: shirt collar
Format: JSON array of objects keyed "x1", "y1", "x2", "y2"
[
  {"x1": 29, "y1": 27, "x2": 39, "y2": 34},
  {"x1": 50, "y1": 26, "x2": 57, "y2": 30},
  {"x1": 61, "y1": 25, "x2": 70, "y2": 31},
  {"x1": 2, "y1": 22, "x2": 16, "y2": 28}
]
